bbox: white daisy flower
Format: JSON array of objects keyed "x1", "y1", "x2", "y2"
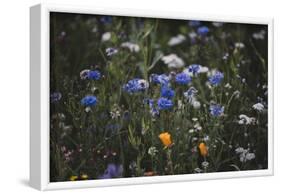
[
  {"x1": 235, "y1": 42, "x2": 245, "y2": 49},
  {"x1": 245, "y1": 153, "x2": 255, "y2": 161},
  {"x1": 212, "y1": 22, "x2": 224, "y2": 27},
  {"x1": 121, "y1": 42, "x2": 140, "y2": 52},
  {"x1": 162, "y1": 54, "x2": 185, "y2": 69},
  {"x1": 101, "y1": 32, "x2": 111, "y2": 42},
  {"x1": 168, "y1": 34, "x2": 186, "y2": 46},
  {"x1": 238, "y1": 114, "x2": 256, "y2": 125},
  {"x1": 192, "y1": 100, "x2": 201, "y2": 109},
  {"x1": 253, "y1": 30, "x2": 266, "y2": 40},
  {"x1": 252, "y1": 103, "x2": 265, "y2": 112}
]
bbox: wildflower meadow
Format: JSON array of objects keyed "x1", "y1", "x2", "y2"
[{"x1": 50, "y1": 12, "x2": 268, "y2": 182}]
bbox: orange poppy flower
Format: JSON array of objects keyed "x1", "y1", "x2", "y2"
[
  {"x1": 198, "y1": 142, "x2": 208, "y2": 157},
  {"x1": 159, "y1": 132, "x2": 172, "y2": 147}
]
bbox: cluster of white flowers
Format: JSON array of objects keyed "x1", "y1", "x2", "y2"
[
  {"x1": 235, "y1": 42, "x2": 245, "y2": 49},
  {"x1": 121, "y1": 42, "x2": 140, "y2": 52},
  {"x1": 212, "y1": 22, "x2": 224, "y2": 27},
  {"x1": 235, "y1": 147, "x2": 256, "y2": 163},
  {"x1": 238, "y1": 114, "x2": 256, "y2": 125},
  {"x1": 203, "y1": 135, "x2": 210, "y2": 142},
  {"x1": 201, "y1": 161, "x2": 209, "y2": 168},
  {"x1": 189, "y1": 121, "x2": 203, "y2": 134},
  {"x1": 224, "y1": 83, "x2": 232, "y2": 89},
  {"x1": 188, "y1": 32, "x2": 197, "y2": 40},
  {"x1": 101, "y1": 32, "x2": 111, "y2": 42},
  {"x1": 194, "y1": 167, "x2": 203, "y2": 173},
  {"x1": 168, "y1": 34, "x2": 186, "y2": 46},
  {"x1": 162, "y1": 54, "x2": 185, "y2": 69},
  {"x1": 222, "y1": 52, "x2": 229, "y2": 60},
  {"x1": 85, "y1": 107, "x2": 92, "y2": 113},
  {"x1": 110, "y1": 107, "x2": 121, "y2": 119},
  {"x1": 191, "y1": 101, "x2": 201, "y2": 109},
  {"x1": 252, "y1": 30, "x2": 266, "y2": 40},
  {"x1": 177, "y1": 100, "x2": 184, "y2": 109},
  {"x1": 233, "y1": 90, "x2": 241, "y2": 99},
  {"x1": 252, "y1": 103, "x2": 265, "y2": 112},
  {"x1": 52, "y1": 113, "x2": 66, "y2": 120},
  {"x1": 148, "y1": 146, "x2": 158, "y2": 156}
]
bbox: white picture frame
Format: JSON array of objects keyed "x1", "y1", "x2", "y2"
[{"x1": 30, "y1": 3, "x2": 274, "y2": 191}]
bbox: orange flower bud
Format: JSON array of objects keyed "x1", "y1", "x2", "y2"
[
  {"x1": 198, "y1": 142, "x2": 208, "y2": 157},
  {"x1": 159, "y1": 132, "x2": 172, "y2": 147}
]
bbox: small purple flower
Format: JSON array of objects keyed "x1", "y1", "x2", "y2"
[
  {"x1": 88, "y1": 70, "x2": 101, "y2": 80},
  {"x1": 175, "y1": 73, "x2": 192, "y2": 85},
  {"x1": 157, "y1": 97, "x2": 173, "y2": 110},
  {"x1": 150, "y1": 74, "x2": 170, "y2": 86},
  {"x1": 106, "y1": 47, "x2": 118, "y2": 56},
  {"x1": 50, "y1": 92, "x2": 62, "y2": 103},
  {"x1": 197, "y1": 26, "x2": 209, "y2": 36},
  {"x1": 209, "y1": 71, "x2": 224, "y2": 86},
  {"x1": 99, "y1": 163, "x2": 123, "y2": 179},
  {"x1": 81, "y1": 95, "x2": 97, "y2": 106},
  {"x1": 80, "y1": 69, "x2": 101, "y2": 80},
  {"x1": 161, "y1": 86, "x2": 175, "y2": 99},
  {"x1": 210, "y1": 104, "x2": 224, "y2": 117}
]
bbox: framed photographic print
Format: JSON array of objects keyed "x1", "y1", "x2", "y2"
[{"x1": 30, "y1": 3, "x2": 274, "y2": 190}]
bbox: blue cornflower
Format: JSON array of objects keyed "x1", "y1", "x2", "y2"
[
  {"x1": 143, "y1": 98, "x2": 154, "y2": 108},
  {"x1": 175, "y1": 73, "x2": 192, "y2": 85},
  {"x1": 150, "y1": 74, "x2": 170, "y2": 86},
  {"x1": 209, "y1": 104, "x2": 224, "y2": 117},
  {"x1": 88, "y1": 70, "x2": 101, "y2": 80},
  {"x1": 50, "y1": 92, "x2": 62, "y2": 103},
  {"x1": 81, "y1": 95, "x2": 97, "y2": 106},
  {"x1": 123, "y1": 111, "x2": 130, "y2": 120},
  {"x1": 197, "y1": 26, "x2": 209, "y2": 36},
  {"x1": 188, "y1": 20, "x2": 201, "y2": 27},
  {"x1": 143, "y1": 99, "x2": 160, "y2": 117},
  {"x1": 99, "y1": 163, "x2": 123, "y2": 179},
  {"x1": 188, "y1": 64, "x2": 201, "y2": 76},
  {"x1": 161, "y1": 86, "x2": 175, "y2": 99},
  {"x1": 100, "y1": 16, "x2": 113, "y2": 24},
  {"x1": 157, "y1": 97, "x2": 173, "y2": 110},
  {"x1": 123, "y1": 78, "x2": 149, "y2": 94},
  {"x1": 209, "y1": 71, "x2": 224, "y2": 86},
  {"x1": 184, "y1": 87, "x2": 198, "y2": 102}
]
